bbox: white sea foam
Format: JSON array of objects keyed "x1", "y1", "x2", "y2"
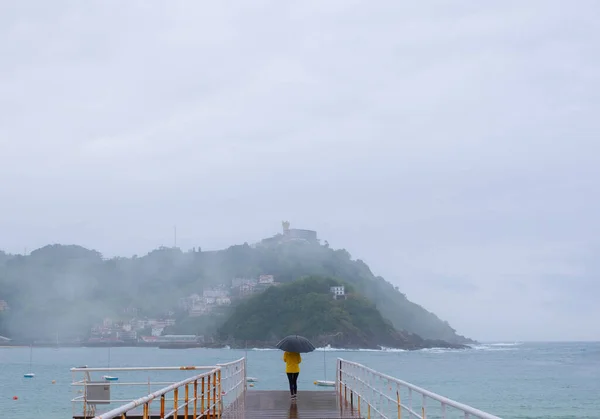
[
  {"x1": 486, "y1": 342, "x2": 523, "y2": 346},
  {"x1": 418, "y1": 347, "x2": 457, "y2": 354},
  {"x1": 468, "y1": 342, "x2": 522, "y2": 352},
  {"x1": 247, "y1": 342, "x2": 522, "y2": 353},
  {"x1": 313, "y1": 344, "x2": 406, "y2": 352}
]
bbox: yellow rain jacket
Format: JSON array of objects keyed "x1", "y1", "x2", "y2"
[{"x1": 283, "y1": 351, "x2": 302, "y2": 373}]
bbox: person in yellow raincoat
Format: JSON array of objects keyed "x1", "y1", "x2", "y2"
[{"x1": 283, "y1": 351, "x2": 301, "y2": 399}]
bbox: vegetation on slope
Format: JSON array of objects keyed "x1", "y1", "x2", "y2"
[{"x1": 218, "y1": 276, "x2": 464, "y2": 350}]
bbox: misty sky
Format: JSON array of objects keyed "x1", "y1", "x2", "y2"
[{"x1": 1, "y1": 1, "x2": 598, "y2": 342}]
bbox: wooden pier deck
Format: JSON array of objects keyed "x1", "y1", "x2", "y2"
[
  {"x1": 70, "y1": 358, "x2": 501, "y2": 419},
  {"x1": 73, "y1": 390, "x2": 362, "y2": 419},
  {"x1": 221, "y1": 390, "x2": 363, "y2": 419}
]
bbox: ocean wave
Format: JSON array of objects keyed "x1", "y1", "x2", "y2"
[
  {"x1": 246, "y1": 342, "x2": 520, "y2": 353},
  {"x1": 468, "y1": 342, "x2": 522, "y2": 351},
  {"x1": 313, "y1": 345, "x2": 406, "y2": 352},
  {"x1": 486, "y1": 342, "x2": 522, "y2": 346},
  {"x1": 418, "y1": 347, "x2": 460, "y2": 354},
  {"x1": 416, "y1": 343, "x2": 523, "y2": 353},
  {"x1": 379, "y1": 346, "x2": 407, "y2": 352}
]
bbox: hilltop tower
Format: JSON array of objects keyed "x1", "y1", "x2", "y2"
[{"x1": 282, "y1": 220, "x2": 290, "y2": 235}]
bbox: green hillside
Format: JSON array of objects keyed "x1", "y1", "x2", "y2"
[{"x1": 217, "y1": 276, "x2": 464, "y2": 350}]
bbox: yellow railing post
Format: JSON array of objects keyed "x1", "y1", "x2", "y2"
[
  {"x1": 368, "y1": 404, "x2": 371, "y2": 419},
  {"x1": 160, "y1": 394, "x2": 165, "y2": 419},
  {"x1": 174, "y1": 388, "x2": 179, "y2": 419},
  {"x1": 194, "y1": 379, "x2": 198, "y2": 419},
  {"x1": 218, "y1": 369, "x2": 222, "y2": 417},
  {"x1": 143, "y1": 402, "x2": 149, "y2": 419},
  {"x1": 207, "y1": 374, "x2": 212, "y2": 419},
  {"x1": 202, "y1": 376, "x2": 206, "y2": 416},
  {"x1": 212, "y1": 371, "x2": 217, "y2": 419},
  {"x1": 397, "y1": 391, "x2": 401, "y2": 419},
  {"x1": 184, "y1": 383, "x2": 189, "y2": 419},
  {"x1": 422, "y1": 406, "x2": 425, "y2": 419}
]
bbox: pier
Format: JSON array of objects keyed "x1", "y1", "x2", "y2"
[{"x1": 71, "y1": 358, "x2": 502, "y2": 419}]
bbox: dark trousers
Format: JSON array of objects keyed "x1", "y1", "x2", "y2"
[{"x1": 286, "y1": 372, "x2": 299, "y2": 395}]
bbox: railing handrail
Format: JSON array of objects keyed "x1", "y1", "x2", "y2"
[
  {"x1": 91, "y1": 368, "x2": 219, "y2": 419},
  {"x1": 74, "y1": 357, "x2": 247, "y2": 419},
  {"x1": 70, "y1": 365, "x2": 215, "y2": 372},
  {"x1": 217, "y1": 357, "x2": 245, "y2": 367},
  {"x1": 338, "y1": 358, "x2": 501, "y2": 419}
]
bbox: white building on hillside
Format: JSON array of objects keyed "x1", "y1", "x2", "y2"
[
  {"x1": 259, "y1": 275, "x2": 274, "y2": 284},
  {"x1": 203, "y1": 288, "x2": 228, "y2": 298},
  {"x1": 330, "y1": 286, "x2": 346, "y2": 300},
  {"x1": 179, "y1": 294, "x2": 201, "y2": 310},
  {"x1": 216, "y1": 297, "x2": 231, "y2": 305}
]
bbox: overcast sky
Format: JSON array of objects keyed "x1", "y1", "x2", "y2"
[{"x1": 1, "y1": 1, "x2": 598, "y2": 342}]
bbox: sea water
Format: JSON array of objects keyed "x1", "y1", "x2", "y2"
[{"x1": 0, "y1": 342, "x2": 598, "y2": 418}]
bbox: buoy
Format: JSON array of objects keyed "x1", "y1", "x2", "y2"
[
  {"x1": 249, "y1": 383, "x2": 254, "y2": 387},
  {"x1": 52, "y1": 380, "x2": 56, "y2": 384},
  {"x1": 13, "y1": 396, "x2": 18, "y2": 400}
]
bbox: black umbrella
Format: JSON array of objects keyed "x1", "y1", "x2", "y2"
[{"x1": 276, "y1": 335, "x2": 316, "y2": 353}]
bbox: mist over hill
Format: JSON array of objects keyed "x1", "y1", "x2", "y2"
[{"x1": 0, "y1": 231, "x2": 473, "y2": 345}]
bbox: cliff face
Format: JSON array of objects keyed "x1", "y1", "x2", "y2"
[{"x1": 218, "y1": 276, "x2": 467, "y2": 350}]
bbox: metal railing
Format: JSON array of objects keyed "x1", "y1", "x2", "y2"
[
  {"x1": 71, "y1": 358, "x2": 246, "y2": 418},
  {"x1": 336, "y1": 358, "x2": 502, "y2": 419}
]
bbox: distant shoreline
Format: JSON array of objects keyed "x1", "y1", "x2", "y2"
[
  {"x1": 0, "y1": 342, "x2": 471, "y2": 350},
  {"x1": 0, "y1": 342, "x2": 226, "y2": 349}
]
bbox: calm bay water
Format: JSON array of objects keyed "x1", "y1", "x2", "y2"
[{"x1": 0, "y1": 342, "x2": 598, "y2": 418}]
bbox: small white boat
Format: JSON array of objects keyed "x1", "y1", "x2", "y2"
[
  {"x1": 103, "y1": 347, "x2": 118, "y2": 381},
  {"x1": 24, "y1": 345, "x2": 35, "y2": 378},
  {"x1": 313, "y1": 380, "x2": 335, "y2": 387},
  {"x1": 246, "y1": 377, "x2": 258, "y2": 382}
]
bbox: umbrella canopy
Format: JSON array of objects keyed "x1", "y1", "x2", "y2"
[{"x1": 276, "y1": 335, "x2": 316, "y2": 353}]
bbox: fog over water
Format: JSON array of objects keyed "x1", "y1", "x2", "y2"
[{"x1": 1, "y1": 1, "x2": 599, "y2": 342}]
